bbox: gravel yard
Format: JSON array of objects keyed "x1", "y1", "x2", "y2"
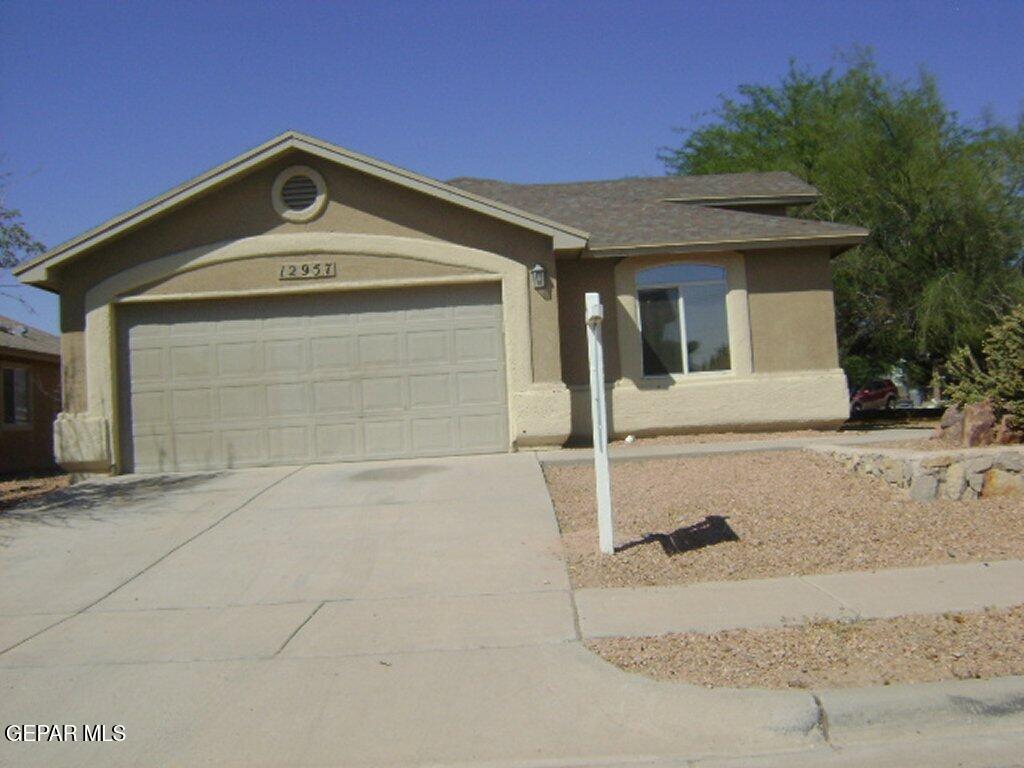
[
  {"x1": 588, "y1": 605, "x2": 1024, "y2": 689},
  {"x1": 0, "y1": 473, "x2": 71, "y2": 510},
  {"x1": 544, "y1": 451, "x2": 1024, "y2": 588}
]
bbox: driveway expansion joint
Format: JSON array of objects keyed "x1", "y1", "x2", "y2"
[
  {"x1": 796, "y1": 576, "x2": 861, "y2": 620},
  {"x1": 274, "y1": 601, "x2": 326, "y2": 656},
  {"x1": 0, "y1": 464, "x2": 305, "y2": 657}
]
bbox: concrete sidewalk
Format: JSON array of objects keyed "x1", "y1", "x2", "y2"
[
  {"x1": 576, "y1": 559, "x2": 1024, "y2": 638},
  {"x1": 536, "y1": 427, "x2": 931, "y2": 466}
]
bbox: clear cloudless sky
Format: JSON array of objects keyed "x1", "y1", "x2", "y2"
[{"x1": 2, "y1": 0, "x2": 1022, "y2": 332}]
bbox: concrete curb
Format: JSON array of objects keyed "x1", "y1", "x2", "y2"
[
  {"x1": 404, "y1": 674, "x2": 1024, "y2": 766},
  {"x1": 815, "y1": 674, "x2": 1024, "y2": 747},
  {"x1": 690, "y1": 729, "x2": 1024, "y2": 767}
]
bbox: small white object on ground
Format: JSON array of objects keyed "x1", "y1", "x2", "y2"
[{"x1": 624, "y1": 435, "x2": 636, "y2": 444}]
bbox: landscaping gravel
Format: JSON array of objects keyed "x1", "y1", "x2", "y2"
[
  {"x1": 588, "y1": 605, "x2": 1024, "y2": 689},
  {"x1": 544, "y1": 451, "x2": 1024, "y2": 588},
  {"x1": 0, "y1": 473, "x2": 70, "y2": 510}
]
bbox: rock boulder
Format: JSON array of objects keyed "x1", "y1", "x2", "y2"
[
  {"x1": 963, "y1": 401, "x2": 997, "y2": 447},
  {"x1": 936, "y1": 405, "x2": 964, "y2": 444},
  {"x1": 994, "y1": 414, "x2": 1024, "y2": 445}
]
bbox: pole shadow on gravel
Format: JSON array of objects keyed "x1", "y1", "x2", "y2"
[{"x1": 616, "y1": 514, "x2": 739, "y2": 556}]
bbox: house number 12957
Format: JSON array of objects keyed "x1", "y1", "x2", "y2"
[{"x1": 278, "y1": 261, "x2": 337, "y2": 280}]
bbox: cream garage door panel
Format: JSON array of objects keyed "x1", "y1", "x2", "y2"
[{"x1": 118, "y1": 284, "x2": 508, "y2": 472}]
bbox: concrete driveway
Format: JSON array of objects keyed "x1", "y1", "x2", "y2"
[{"x1": 0, "y1": 453, "x2": 824, "y2": 766}]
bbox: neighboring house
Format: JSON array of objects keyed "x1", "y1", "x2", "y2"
[
  {"x1": 14, "y1": 132, "x2": 868, "y2": 475},
  {"x1": 0, "y1": 316, "x2": 61, "y2": 474}
]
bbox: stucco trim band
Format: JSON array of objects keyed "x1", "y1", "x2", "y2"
[{"x1": 116, "y1": 272, "x2": 499, "y2": 305}]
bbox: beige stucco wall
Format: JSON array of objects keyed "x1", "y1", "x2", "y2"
[
  {"x1": 54, "y1": 149, "x2": 562, "y2": 404},
  {"x1": 745, "y1": 246, "x2": 840, "y2": 372},
  {"x1": 59, "y1": 330, "x2": 86, "y2": 413},
  {"x1": 63, "y1": 233, "x2": 572, "y2": 472},
  {"x1": 569, "y1": 370, "x2": 851, "y2": 439},
  {"x1": 555, "y1": 257, "x2": 622, "y2": 385},
  {"x1": 48, "y1": 151, "x2": 573, "y2": 472},
  {"x1": 45, "y1": 148, "x2": 850, "y2": 470},
  {"x1": 562, "y1": 248, "x2": 849, "y2": 440}
]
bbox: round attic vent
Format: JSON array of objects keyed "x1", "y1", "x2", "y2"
[
  {"x1": 281, "y1": 175, "x2": 318, "y2": 210},
  {"x1": 272, "y1": 165, "x2": 327, "y2": 222}
]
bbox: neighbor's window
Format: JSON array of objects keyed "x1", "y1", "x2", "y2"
[
  {"x1": 637, "y1": 264, "x2": 731, "y2": 376},
  {"x1": 2, "y1": 367, "x2": 31, "y2": 425}
]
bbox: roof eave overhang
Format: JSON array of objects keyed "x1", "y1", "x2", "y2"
[
  {"x1": 14, "y1": 131, "x2": 589, "y2": 286},
  {"x1": 828, "y1": 241, "x2": 865, "y2": 258},
  {"x1": 584, "y1": 233, "x2": 869, "y2": 258},
  {"x1": 0, "y1": 346, "x2": 60, "y2": 363}
]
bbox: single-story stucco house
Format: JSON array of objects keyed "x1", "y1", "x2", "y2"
[
  {"x1": 0, "y1": 316, "x2": 61, "y2": 474},
  {"x1": 14, "y1": 131, "x2": 868, "y2": 475}
]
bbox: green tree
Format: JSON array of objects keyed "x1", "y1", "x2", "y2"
[
  {"x1": 0, "y1": 172, "x2": 45, "y2": 304},
  {"x1": 1, "y1": 176, "x2": 44, "y2": 268},
  {"x1": 660, "y1": 51, "x2": 1024, "y2": 388}
]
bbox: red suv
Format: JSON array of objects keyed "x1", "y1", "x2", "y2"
[{"x1": 850, "y1": 379, "x2": 899, "y2": 412}]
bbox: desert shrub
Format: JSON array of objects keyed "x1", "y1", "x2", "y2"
[{"x1": 945, "y1": 305, "x2": 1024, "y2": 426}]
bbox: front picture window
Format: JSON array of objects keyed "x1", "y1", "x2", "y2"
[
  {"x1": 637, "y1": 264, "x2": 731, "y2": 376},
  {"x1": 2, "y1": 368, "x2": 31, "y2": 425}
]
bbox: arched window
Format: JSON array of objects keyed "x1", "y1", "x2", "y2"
[{"x1": 636, "y1": 264, "x2": 731, "y2": 376}]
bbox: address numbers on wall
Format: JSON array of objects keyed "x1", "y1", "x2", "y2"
[{"x1": 278, "y1": 261, "x2": 337, "y2": 280}]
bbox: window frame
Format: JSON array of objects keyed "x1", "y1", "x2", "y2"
[
  {"x1": 1, "y1": 365, "x2": 33, "y2": 430},
  {"x1": 635, "y1": 266, "x2": 732, "y2": 380}
]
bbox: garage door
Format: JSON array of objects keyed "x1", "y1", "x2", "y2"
[{"x1": 118, "y1": 283, "x2": 508, "y2": 472}]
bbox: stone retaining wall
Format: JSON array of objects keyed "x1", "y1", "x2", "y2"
[{"x1": 808, "y1": 445, "x2": 1024, "y2": 502}]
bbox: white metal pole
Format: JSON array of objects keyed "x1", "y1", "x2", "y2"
[{"x1": 585, "y1": 292, "x2": 615, "y2": 555}]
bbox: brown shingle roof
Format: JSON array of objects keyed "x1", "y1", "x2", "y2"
[
  {"x1": 448, "y1": 171, "x2": 819, "y2": 205},
  {"x1": 0, "y1": 315, "x2": 60, "y2": 359},
  {"x1": 447, "y1": 173, "x2": 868, "y2": 252}
]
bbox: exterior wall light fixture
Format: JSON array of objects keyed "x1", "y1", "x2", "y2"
[{"x1": 530, "y1": 263, "x2": 547, "y2": 290}]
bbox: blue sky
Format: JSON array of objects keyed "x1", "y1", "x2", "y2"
[{"x1": 2, "y1": 0, "x2": 1022, "y2": 333}]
